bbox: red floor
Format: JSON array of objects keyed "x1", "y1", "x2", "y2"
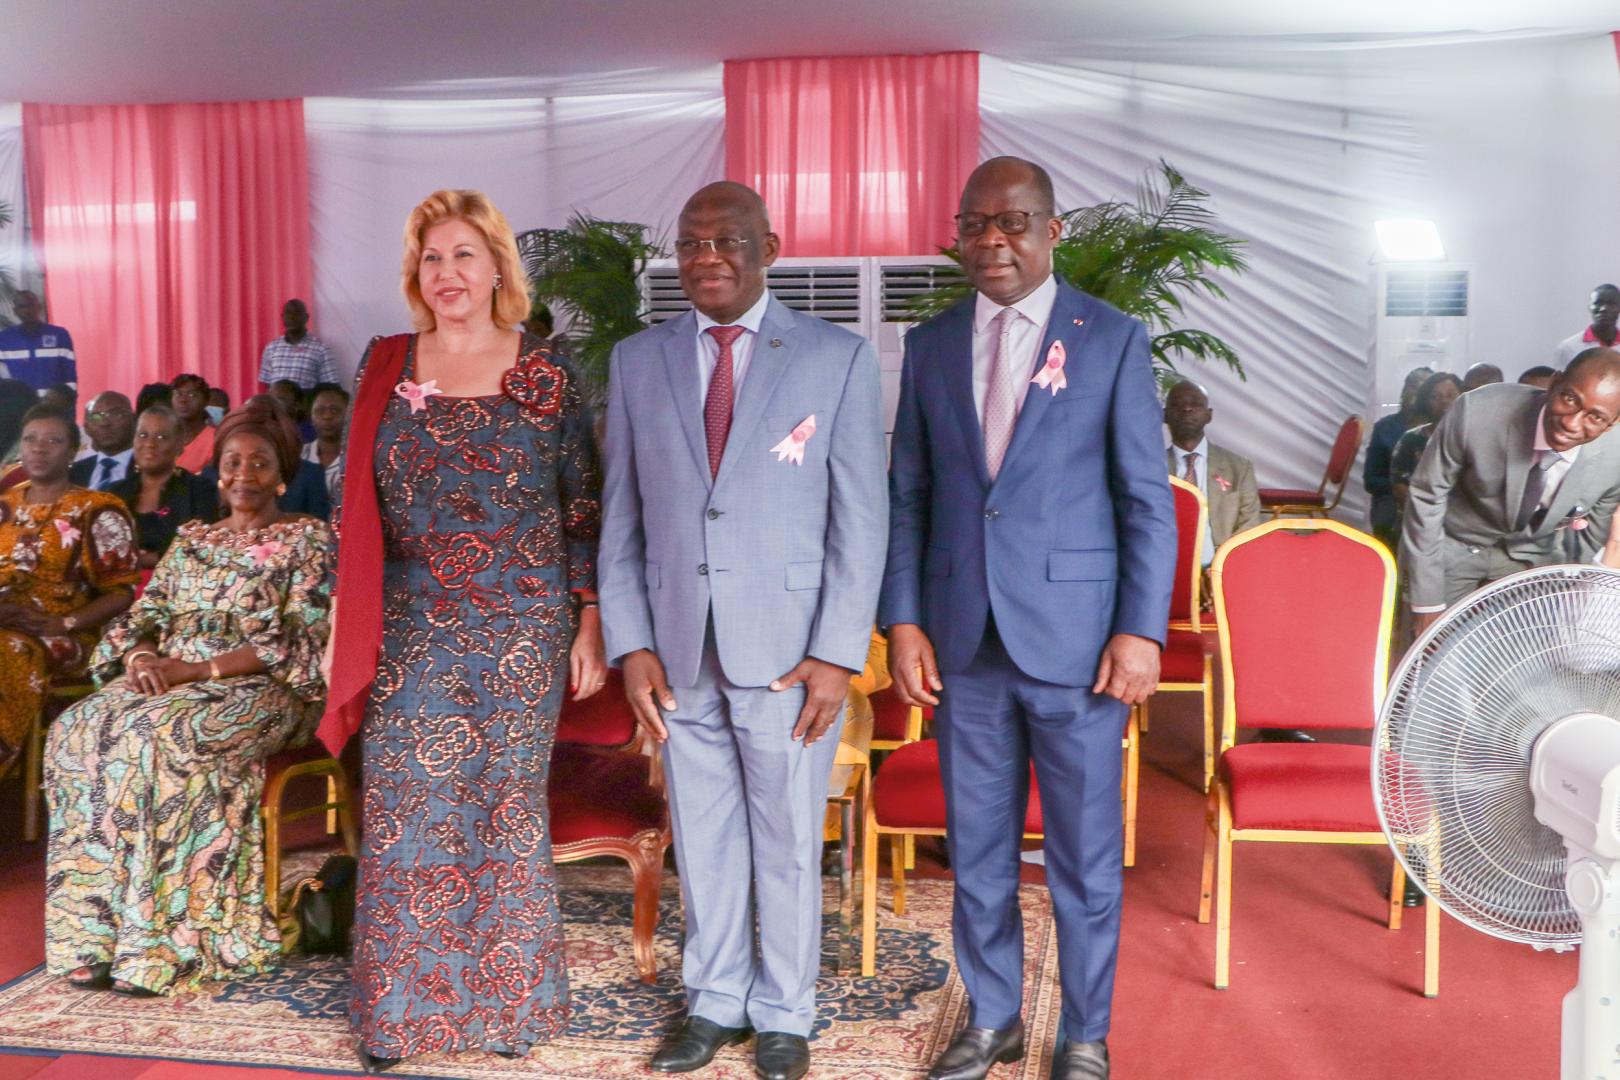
[{"x1": 0, "y1": 690, "x2": 1572, "y2": 1079}]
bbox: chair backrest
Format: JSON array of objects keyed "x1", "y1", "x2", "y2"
[
  {"x1": 1212, "y1": 519, "x2": 1394, "y2": 744},
  {"x1": 555, "y1": 669, "x2": 636, "y2": 749},
  {"x1": 1321, "y1": 415, "x2": 1366, "y2": 494},
  {"x1": 1167, "y1": 476, "x2": 1208, "y2": 628}
]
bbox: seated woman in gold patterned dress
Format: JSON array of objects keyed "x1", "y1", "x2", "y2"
[
  {"x1": 0, "y1": 404, "x2": 139, "y2": 773},
  {"x1": 44, "y1": 396, "x2": 335, "y2": 997}
]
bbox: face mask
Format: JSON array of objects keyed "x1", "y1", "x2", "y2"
[{"x1": 205, "y1": 405, "x2": 225, "y2": 426}]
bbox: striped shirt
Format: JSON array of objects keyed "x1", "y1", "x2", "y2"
[
  {"x1": 258, "y1": 334, "x2": 337, "y2": 390},
  {"x1": 0, "y1": 323, "x2": 76, "y2": 389}
]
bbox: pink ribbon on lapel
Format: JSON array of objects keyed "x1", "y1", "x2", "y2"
[
  {"x1": 1032, "y1": 340, "x2": 1067, "y2": 396},
  {"x1": 769, "y1": 415, "x2": 817, "y2": 465}
]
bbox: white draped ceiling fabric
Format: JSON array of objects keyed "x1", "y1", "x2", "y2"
[{"x1": 0, "y1": 103, "x2": 31, "y2": 323}]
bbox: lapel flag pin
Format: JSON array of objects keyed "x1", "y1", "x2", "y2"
[
  {"x1": 1073, "y1": 318, "x2": 1085, "y2": 327},
  {"x1": 769, "y1": 338, "x2": 783, "y2": 348}
]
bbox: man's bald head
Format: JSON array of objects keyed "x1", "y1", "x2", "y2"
[
  {"x1": 962, "y1": 157, "x2": 1056, "y2": 216},
  {"x1": 1164, "y1": 379, "x2": 1213, "y2": 448},
  {"x1": 681, "y1": 181, "x2": 772, "y2": 233},
  {"x1": 84, "y1": 390, "x2": 134, "y2": 454},
  {"x1": 1462, "y1": 363, "x2": 1504, "y2": 392}
]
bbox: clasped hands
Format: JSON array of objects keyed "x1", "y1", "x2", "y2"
[
  {"x1": 886, "y1": 623, "x2": 1161, "y2": 707},
  {"x1": 0, "y1": 603, "x2": 69, "y2": 638},
  {"x1": 622, "y1": 648, "x2": 850, "y2": 747},
  {"x1": 123, "y1": 647, "x2": 208, "y2": 697}
]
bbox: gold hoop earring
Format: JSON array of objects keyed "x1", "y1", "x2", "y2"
[
  {"x1": 217, "y1": 479, "x2": 227, "y2": 490},
  {"x1": 275, "y1": 483, "x2": 287, "y2": 497}
]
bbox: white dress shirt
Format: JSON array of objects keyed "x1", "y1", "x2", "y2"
[
  {"x1": 694, "y1": 290, "x2": 773, "y2": 404},
  {"x1": 84, "y1": 447, "x2": 133, "y2": 490},
  {"x1": 972, "y1": 274, "x2": 1059, "y2": 425},
  {"x1": 1169, "y1": 438, "x2": 1217, "y2": 566},
  {"x1": 1530, "y1": 407, "x2": 1580, "y2": 512}
]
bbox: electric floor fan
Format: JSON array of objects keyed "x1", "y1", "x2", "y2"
[{"x1": 1374, "y1": 565, "x2": 1620, "y2": 1080}]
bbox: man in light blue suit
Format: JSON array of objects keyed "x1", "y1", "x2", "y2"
[
  {"x1": 882, "y1": 158, "x2": 1175, "y2": 1080},
  {"x1": 598, "y1": 182, "x2": 887, "y2": 1080}
]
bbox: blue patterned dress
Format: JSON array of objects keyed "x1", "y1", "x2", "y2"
[{"x1": 347, "y1": 334, "x2": 600, "y2": 1057}]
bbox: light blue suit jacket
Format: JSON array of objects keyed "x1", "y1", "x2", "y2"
[
  {"x1": 879, "y1": 279, "x2": 1175, "y2": 687},
  {"x1": 599, "y1": 295, "x2": 888, "y2": 688}
]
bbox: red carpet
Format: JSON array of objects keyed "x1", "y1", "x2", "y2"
[{"x1": 0, "y1": 690, "x2": 1570, "y2": 1078}]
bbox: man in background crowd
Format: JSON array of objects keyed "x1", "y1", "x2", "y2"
[
  {"x1": 257, "y1": 298, "x2": 337, "y2": 391},
  {"x1": 1163, "y1": 379, "x2": 1260, "y2": 560},
  {"x1": 0, "y1": 291, "x2": 76, "y2": 391},
  {"x1": 68, "y1": 391, "x2": 135, "y2": 490},
  {"x1": 1461, "y1": 363, "x2": 1503, "y2": 392},
  {"x1": 1365, "y1": 367, "x2": 1432, "y2": 551},
  {"x1": 1519, "y1": 365, "x2": 1558, "y2": 390},
  {"x1": 1403, "y1": 348, "x2": 1620, "y2": 636},
  {"x1": 1553, "y1": 284, "x2": 1620, "y2": 368}
]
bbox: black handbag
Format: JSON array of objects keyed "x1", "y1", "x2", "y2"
[{"x1": 284, "y1": 854, "x2": 357, "y2": 956}]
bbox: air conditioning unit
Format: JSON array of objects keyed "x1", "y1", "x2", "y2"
[
  {"x1": 643, "y1": 255, "x2": 961, "y2": 435},
  {"x1": 1371, "y1": 262, "x2": 1472, "y2": 414}
]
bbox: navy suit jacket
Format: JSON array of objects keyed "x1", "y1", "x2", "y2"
[{"x1": 879, "y1": 279, "x2": 1176, "y2": 687}]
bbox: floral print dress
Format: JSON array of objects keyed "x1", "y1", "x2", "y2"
[
  {"x1": 348, "y1": 334, "x2": 601, "y2": 1058},
  {"x1": 43, "y1": 517, "x2": 334, "y2": 994},
  {"x1": 0, "y1": 483, "x2": 138, "y2": 770}
]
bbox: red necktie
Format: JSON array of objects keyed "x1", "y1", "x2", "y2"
[{"x1": 704, "y1": 325, "x2": 745, "y2": 478}]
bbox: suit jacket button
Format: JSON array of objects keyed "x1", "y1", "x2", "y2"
[
  {"x1": 707, "y1": 509, "x2": 720, "y2": 520},
  {"x1": 698, "y1": 563, "x2": 709, "y2": 575}
]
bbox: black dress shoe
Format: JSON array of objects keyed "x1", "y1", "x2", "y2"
[
  {"x1": 1050, "y1": 1039, "x2": 1109, "y2": 1080},
  {"x1": 928, "y1": 1021, "x2": 1025, "y2": 1080},
  {"x1": 66, "y1": 963, "x2": 112, "y2": 990},
  {"x1": 1256, "y1": 728, "x2": 1315, "y2": 744},
  {"x1": 356, "y1": 1048, "x2": 402, "y2": 1074},
  {"x1": 651, "y1": 1015, "x2": 753, "y2": 1073},
  {"x1": 755, "y1": 1032, "x2": 810, "y2": 1080}
]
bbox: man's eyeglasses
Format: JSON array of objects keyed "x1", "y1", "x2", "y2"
[
  {"x1": 88, "y1": 410, "x2": 131, "y2": 422},
  {"x1": 954, "y1": 210, "x2": 1049, "y2": 238},
  {"x1": 675, "y1": 236, "x2": 750, "y2": 259}
]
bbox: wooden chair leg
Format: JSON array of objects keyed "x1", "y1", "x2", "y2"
[
  {"x1": 327, "y1": 766, "x2": 361, "y2": 857},
  {"x1": 1138, "y1": 697, "x2": 1150, "y2": 734},
  {"x1": 1388, "y1": 858, "x2": 1406, "y2": 931},
  {"x1": 22, "y1": 717, "x2": 44, "y2": 844},
  {"x1": 1123, "y1": 710, "x2": 1140, "y2": 868},
  {"x1": 628, "y1": 831, "x2": 665, "y2": 985},
  {"x1": 1201, "y1": 662, "x2": 1216, "y2": 793},
  {"x1": 1424, "y1": 895, "x2": 1440, "y2": 998},
  {"x1": 904, "y1": 833, "x2": 915, "y2": 871},
  {"x1": 861, "y1": 803, "x2": 879, "y2": 977},
  {"x1": 1198, "y1": 786, "x2": 1218, "y2": 924},
  {"x1": 890, "y1": 834, "x2": 907, "y2": 916},
  {"x1": 1214, "y1": 785, "x2": 1233, "y2": 990}
]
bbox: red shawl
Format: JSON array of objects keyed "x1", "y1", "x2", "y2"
[{"x1": 316, "y1": 333, "x2": 410, "y2": 754}]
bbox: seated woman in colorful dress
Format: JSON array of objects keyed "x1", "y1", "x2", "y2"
[
  {"x1": 0, "y1": 404, "x2": 138, "y2": 772},
  {"x1": 44, "y1": 395, "x2": 335, "y2": 997},
  {"x1": 108, "y1": 403, "x2": 219, "y2": 569}
]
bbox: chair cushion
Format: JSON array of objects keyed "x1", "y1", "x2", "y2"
[
  {"x1": 873, "y1": 739, "x2": 1042, "y2": 834},
  {"x1": 869, "y1": 686, "x2": 932, "y2": 742},
  {"x1": 1220, "y1": 742, "x2": 1379, "y2": 832},
  {"x1": 1258, "y1": 488, "x2": 1324, "y2": 505},
  {"x1": 555, "y1": 670, "x2": 635, "y2": 748},
  {"x1": 1158, "y1": 628, "x2": 1211, "y2": 684},
  {"x1": 548, "y1": 744, "x2": 666, "y2": 844}
]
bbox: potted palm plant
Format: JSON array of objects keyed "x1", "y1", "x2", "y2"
[{"x1": 911, "y1": 161, "x2": 1248, "y2": 383}]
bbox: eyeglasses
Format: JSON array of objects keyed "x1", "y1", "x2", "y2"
[
  {"x1": 954, "y1": 210, "x2": 1049, "y2": 238},
  {"x1": 88, "y1": 410, "x2": 131, "y2": 422},
  {"x1": 674, "y1": 236, "x2": 750, "y2": 259}
]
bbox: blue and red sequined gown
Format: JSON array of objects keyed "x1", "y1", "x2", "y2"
[{"x1": 347, "y1": 334, "x2": 601, "y2": 1057}]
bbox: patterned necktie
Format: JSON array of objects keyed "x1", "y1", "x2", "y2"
[
  {"x1": 983, "y1": 308, "x2": 1020, "y2": 480},
  {"x1": 704, "y1": 325, "x2": 745, "y2": 479},
  {"x1": 97, "y1": 456, "x2": 117, "y2": 488},
  {"x1": 1182, "y1": 450, "x2": 1200, "y2": 486},
  {"x1": 1515, "y1": 449, "x2": 1559, "y2": 531}
]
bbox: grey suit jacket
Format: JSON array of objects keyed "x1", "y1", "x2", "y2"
[
  {"x1": 1166, "y1": 441, "x2": 1261, "y2": 549},
  {"x1": 598, "y1": 295, "x2": 888, "y2": 688},
  {"x1": 1400, "y1": 383, "x2": 1620, "y2": 608}
]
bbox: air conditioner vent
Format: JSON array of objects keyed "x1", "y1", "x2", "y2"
[
  {"x1": 645, "y1": 266, "x2": 688, "y2": 324},
  {"x1": 881, "y1": 263, "x2": 966, "y2": 321},
  {"x1": 765, "y1": 266, "x2": 862, "y2": 323},
  {"x1": 1384, "y1": 268, "x2": 1469, "y2": 318}
]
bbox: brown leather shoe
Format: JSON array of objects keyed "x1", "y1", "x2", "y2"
[
  {"x1": 928, "y1": 1021, "x2": 1025, "y2": 1080},
  {"x1": 1049, "y1": 1039, "x2": 1109, "y2": 1080}
]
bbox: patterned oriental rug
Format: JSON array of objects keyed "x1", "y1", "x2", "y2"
[{"x1": 0, "y1": 865, "x2": 1066, "y2": 1079}]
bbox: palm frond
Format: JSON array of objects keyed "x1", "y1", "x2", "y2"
[{"x1": 0, "y1": 200, "x2": 12, "y2": 232}]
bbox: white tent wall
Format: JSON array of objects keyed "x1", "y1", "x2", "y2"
[
  {"x1": 982, "y1": 35, "x2": 1619, "y2": 526},
  {"x1": 0, "y1": 102, "x2": 32, "y2": 325},
  {"x1": 305, "y1": 79, "x2": 724, "y2": 381}
]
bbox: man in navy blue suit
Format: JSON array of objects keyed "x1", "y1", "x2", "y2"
[{"x1": 880, "y1": 157, "x2": 1175, "y2": 1080}]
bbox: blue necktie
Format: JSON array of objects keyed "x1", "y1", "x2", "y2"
[{"x1": 96, "y1": 456, "x2": 117, "y2": 489}]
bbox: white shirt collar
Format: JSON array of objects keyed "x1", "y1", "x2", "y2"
[
  {"x1": 96, "y1": 447, "x2": 133, "y2": 464},
  {"x1": 1531, "y1": 407, "x2": 1581, "y2": 462},
  {"x1": 695, "y1": 290, "x2": 772, "y2": 337},
  {"x1": 973, "y1": 273, "x2": 1059, "y2": 334},
  {"x1": 1172, "y1": 437, "x2": 1210, "y2": 461}
]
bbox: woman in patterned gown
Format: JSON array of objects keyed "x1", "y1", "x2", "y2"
[
  {"x1": 44, "y1": 397, "x2": 334, "y2": 996},
  {"x1": 321, "y1": 189, "x2": 604, "y2": 1072},
  {"x1": 0, "y1": 405, "x2": 138, "y2": 772}
]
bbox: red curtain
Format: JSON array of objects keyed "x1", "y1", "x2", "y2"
[
  {"x1": 23, "y1": 100, "x2": 310, "y2": 406},
  {"x1": 724, "y1": 52, "x2": 979, "y2": 258}
]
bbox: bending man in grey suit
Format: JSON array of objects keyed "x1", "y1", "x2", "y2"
[
  {"x1": 598, "y1": 182, "x2": 887, "y2": 1080},
  {"x1": 1403, "y1": 347, "x2": 1620, "y2": 636}
]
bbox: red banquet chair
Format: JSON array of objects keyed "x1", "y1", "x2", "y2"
[
  {"x1": 548, "y1": 668, "x2": 670, "y2": 985},
  {"x1": 1196, "y1": 519, "x2": 1438, "y2": 996},
  {"x1": 1144, "y1": 476, "x2": 1219, "y2": 791},
  {"x1": 1258, "y1": 414, "x2": 1365, "y2": 519},
  {"x1": 262, "y1": 742, "x2": 361, "y2": 916}
]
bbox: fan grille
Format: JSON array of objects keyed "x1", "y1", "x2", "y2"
[{"x1": 1376, "y1": 565, "x2": 1620, "y2": 946}]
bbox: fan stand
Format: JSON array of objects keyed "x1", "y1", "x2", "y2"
[{"x1": 1561, "y1": 856, "x2": 1620, "y2": 1080}]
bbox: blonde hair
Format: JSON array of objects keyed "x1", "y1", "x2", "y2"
[{"x1": 400, "y1": 189, "x2": 529, "y2": 332}]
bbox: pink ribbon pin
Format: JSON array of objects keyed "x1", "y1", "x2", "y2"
[
  {"x1": 247, "y1": 540, "x2": 285, "y2": 565},
  {"x1": 769, "y1": 415, "x2": 817, "y2": 465},
  {"x1": 395, "y1": 379, "x2": 443, "y2": 413},
  {"x1": 53, "y1": 519, "x2": 80, "y2": 546},
  {"x1": 1031, "y1": 341, "x2": 1068, "y2": 396},
  {"x1": 1572, "y1": 517, "x2": 1589, "y2": 531},
  {"x1": 1214, "y1": 475, "x2": 1232, "y2": 492}
]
